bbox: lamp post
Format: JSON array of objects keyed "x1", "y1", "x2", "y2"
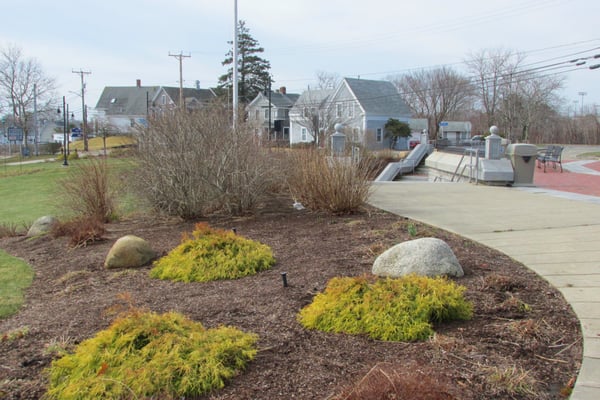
[{"x1": 57, "y1": 96, "x2": 69, "y2": 166}]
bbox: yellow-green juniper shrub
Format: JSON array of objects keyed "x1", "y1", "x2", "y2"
[
  {"x1": 150, "y1": 222, "x2": 275, "y2": 282},
  {"x1": 44, "y1": 309, "x2": 258, "y2": 399},
  {"x1": 298, "y1": 274, "x2": 473, "y2": 341}
]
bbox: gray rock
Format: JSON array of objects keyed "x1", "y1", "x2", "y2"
[
  {"x1": 104, "y1": 235, "x2": 156, "y2": 269},
  {"x1": 27, "y1": 216, "x2": 58, "y2": 237},
  {"x1": 372, "y1": 237, "x2": 464, "y2": 278}
]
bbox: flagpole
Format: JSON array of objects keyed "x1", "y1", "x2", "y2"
[{"x1": 232, "y1": 0, "x2": 239, "y2": 128}]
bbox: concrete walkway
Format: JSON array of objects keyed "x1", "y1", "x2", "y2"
[{"x1": 369, "y1": 181, "x2": 600, "y2": 399}]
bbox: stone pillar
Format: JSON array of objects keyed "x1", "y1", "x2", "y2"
[
  {"x1": 420, "y1": 129, "x2": 428, "y2": 145},
  {"x1": 331, "y1": 123, "x2": 346, "y2": 156},
  {"x1": 485, "y1": 125, "x2": 502, "y2": 160}
]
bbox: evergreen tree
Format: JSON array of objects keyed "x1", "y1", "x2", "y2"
[
  {"x1": 218, "y1": 20, "x2": 272, "y2": 104},
  {"x1": 384, "y1": 118, "x2": 411, "y2": 149}
]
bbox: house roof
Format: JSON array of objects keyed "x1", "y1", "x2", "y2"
[
  {"x1": 269, "y1": 92, "x2": 300, "y2": 108},
  {"x1": 95, "y1": 86, "x2": 160, "y2": 116},
  {"x1": 95, "y1": 86, "x2": 216, "y2": 116},
  {"x1": 343, "y1": 77, "x2": 411, "y2": 117},
  {"x1": 158, "y1": 87, "x2": 216, "y2": 106},
  {"x1": 247, "y1": 91, "x2": 301, "y2": 109},
  {"x1": 293, "y1": 89, "x2": 334, "y2": 109}
]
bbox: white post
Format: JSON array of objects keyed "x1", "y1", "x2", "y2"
[{"x1": 232, "y1": 0, "x2": 239, "y2": 128}]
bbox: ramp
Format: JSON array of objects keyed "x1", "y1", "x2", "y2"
[{"x1": 375, "y1": 143, "x2": 432, "y2": 182}]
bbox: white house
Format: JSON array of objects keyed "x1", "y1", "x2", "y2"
[{"x1": 246, "y1": 87, "x2": 300, "y2": 141}]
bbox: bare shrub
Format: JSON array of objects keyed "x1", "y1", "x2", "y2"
[
  {"x1": 133, "y1": 103, "x2": 278, "y2": 218},
  {"x1": 51, "y1": 216, "x2": 106, "y2": 248},
  {"x1": 58, "y1": 157, "x2": 117, "y2": 223},
  {"x1": 285, "y1": 148, "x2": 376, "y2": 214}
]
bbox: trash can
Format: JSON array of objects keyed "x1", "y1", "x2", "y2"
[{"x1": 506, "y1": 144, "x2": 538, "y2": 186}]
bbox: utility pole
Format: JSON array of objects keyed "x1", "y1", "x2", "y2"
[
  {"x1": 578, "y1": 91, "x2": 587, "y2": 115},
  {"x1": 168, "y1": 52, "x2": 191, "y2": 110},
  {"x1": 33, "y1": 83, "x2": 38, "y2": 156},
  {"x1": 73, "y1": 69, "x2": 91, "y2": 151}
]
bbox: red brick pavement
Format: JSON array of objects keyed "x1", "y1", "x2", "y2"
[{"x1": 533, "y1": 159, "x2": 600, "y2": 197}]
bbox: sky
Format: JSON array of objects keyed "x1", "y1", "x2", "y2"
[{"x1": 2, "y1": 0, "x2": 599, "y2": 121}]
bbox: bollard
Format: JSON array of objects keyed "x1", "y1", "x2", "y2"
[{"x1": 281, "y1": 272, "x2": 288, "y2": 287}]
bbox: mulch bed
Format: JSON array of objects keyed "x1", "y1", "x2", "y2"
[{"x1": 0, "y1": 198, "x2": 582, "y2": 399}]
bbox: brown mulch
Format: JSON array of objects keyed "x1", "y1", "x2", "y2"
[{"x1": 0, "y1": 197, "x2": 582, "y2": 399}]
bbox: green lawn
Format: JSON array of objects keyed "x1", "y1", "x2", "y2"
[
  {"x1": 0, "y1": 250, "x2": 33, "y2": 319},
  {"x1": 0, "y1": 156, "x2": 140, "y2": 226},
  {"x1": 0, "y1": 152, "x2": 141, "y2": 319},
  {"x1": 0, "y1": 161, "x2": 69, "y2": 225}
]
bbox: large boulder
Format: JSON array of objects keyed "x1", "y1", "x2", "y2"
[
  {"x1": 27, "y1": 216, "x2": 58, "y2": 237},
  {"x1": 372, "y1": 237, "x2": 464, "y2": 278},
  {"x1": 104, "y1": 235, "x2": 156, "y2": 269}
]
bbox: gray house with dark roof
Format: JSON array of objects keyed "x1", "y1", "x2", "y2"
[
  {"x1": 247, "y1": 86, "x2": 300, "y2": 141},
  {"x1": 95, "y1": 84, "x2": 159, "y2": 132},
  {"x1": 331, "y1": 77, "x2": 412, "y2": 150},
  {"x1": 95, "y1": 80, "x2": 216, "y2": 133},
  {"x1": 289, "y1": 78, "x2": 412, "y2": 150},
  {"x1": 152, "y1": 86, "x2": 216, "y2": 113}
]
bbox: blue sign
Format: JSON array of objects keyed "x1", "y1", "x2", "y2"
[
  {"x1": 439, "y1": 121, "x2": 449, "y2": 127},
  {"x1": 71, "y1": 128, "x2": 81, "y2": 133},
  {"x1": 7, "y1": 126, "x2": 23, "y2": 141}
]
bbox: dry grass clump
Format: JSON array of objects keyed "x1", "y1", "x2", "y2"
[
  {"x1": 58, "y1": 157, "x2": 118, "y2": 223},
  {"x1": 44, "y1": 309, "x2": 258, "y2": 399},
  {"x1": 334, "y1": 362, "x2": 458, "y2": 400},
  {"x1": 150, "y1": 222, "x2": 275, "y2": 283},
  {"x1": 285, "y1": 148, "x2": 377, "y2": 214},
  {"x1": 298, "y1": 274, "x2": 472, "y2": 341}
]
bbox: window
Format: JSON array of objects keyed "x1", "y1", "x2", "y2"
[
  {"x1": 336, "y1": 104, "x2": 343, "y2": 118},
  {"x1": 161, "y1": 95, "x2": 166, "y2": 105},
  {"x1": 301, "y1": 128, "x2": 307, "y2": 141},
  {"x1": 303, "y1": 107, "x2": 316, "y2": 118},
  {"x1": 348, "y1": 103, "x2": 354, "y2": 118},
  {"x1": 264, "y1": 108, "x2": 269, "y2": 119},
  {"x1": 376, "y1": 128, "x2": 383, "y2": 142},
  {"x1": 255, "y1": 109, "x2": 260, "y2": 120}
]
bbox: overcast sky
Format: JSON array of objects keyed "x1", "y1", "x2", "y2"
[{"x1": 2, "y1": 0, "x2": 599, "y2": 120}]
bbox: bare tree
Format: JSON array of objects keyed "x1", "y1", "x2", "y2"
[
  {"x1": 315, "y1": 71, "x2": 340, "y2": 90},
  {"x1": 504, "y1": 73, "x2": 563, "y2": 142},
  {"x1": 464, "y1": 49, "x2": 524, "y2": 131},
  {"x1": 292, "y1": 88, "x2": 336, "y2": 147},
  {"x1": 390, "y1": 66, "x2": 474, "y2": 139},
  {"x1": 0, "y1": 44, "x2": 56, "y2": 147}
]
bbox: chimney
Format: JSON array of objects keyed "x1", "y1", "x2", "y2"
[
  {"x1": 136, "y1": 79, "x2": 141, "y2": 88},
  {"x1": 196, "y1": 80, "x2": 200, "y2": 90},
  {"x1": 279, "y1": 86, "x2": 286, "y2": 95}
]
